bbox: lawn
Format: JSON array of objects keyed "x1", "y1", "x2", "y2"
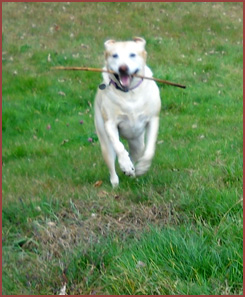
[{"x1": 2, "y1": 2, "x2": 243, "y2": 295}]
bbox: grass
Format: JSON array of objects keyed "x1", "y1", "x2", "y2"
[{"x1": 2, "y1": 2, "x2": 243, "y2": 295}]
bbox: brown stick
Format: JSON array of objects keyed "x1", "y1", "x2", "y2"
[{"x1": 51, "y1": 66, "x2": 186, "y2": 89}]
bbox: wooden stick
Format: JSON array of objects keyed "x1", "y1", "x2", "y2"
[{"x1": 51, "y1": 66, "x2": 186, "y2": 89}]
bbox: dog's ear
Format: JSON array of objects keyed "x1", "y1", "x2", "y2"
[
  {"x1": 104, "y1": 39, "x2": 116, "y2": 50},
  {"x1": 133, "y1": 37, "x2": 146, "y2": 48}
]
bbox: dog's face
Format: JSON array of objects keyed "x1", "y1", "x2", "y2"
[{"x1": 104, "y1": 37, "x2": 147, "y2": 88}]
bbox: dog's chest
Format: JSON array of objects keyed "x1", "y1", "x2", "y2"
[{"x1": 117, "y1": 113, "x2": 148, "y2": 139}]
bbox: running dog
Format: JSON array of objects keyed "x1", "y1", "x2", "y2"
[{"x1": 94, "y1": 37, "x2": 161, "y2": 187}]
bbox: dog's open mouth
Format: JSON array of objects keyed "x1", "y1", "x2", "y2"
[
  {"x1": 114, "y1": 68, "x2": 139, "y2": 89},
  {"x1": 119, "y1": 73, "x2": 132, "y2": 88},
  {"x1": 114, "y1": 73, "x2": 132, "y2": 88}
]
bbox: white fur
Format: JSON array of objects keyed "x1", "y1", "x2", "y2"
[{"x1": 94, "y1": 38, "x2": 161, "y2": 187}]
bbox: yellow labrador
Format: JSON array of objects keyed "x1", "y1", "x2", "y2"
[{"x1": 94, "y1": 37, "x2": 161, "y2": 187}]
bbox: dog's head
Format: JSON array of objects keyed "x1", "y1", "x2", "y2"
[{"x1": 104, "y1": 37, "x2": 147, "y2": 89}]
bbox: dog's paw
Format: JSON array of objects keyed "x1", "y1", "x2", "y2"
[
  {"x1": 135, "y1": 157, "x2": 151, "y2": 176},
  {"x1": 110, "y1": 175, "x2": 119, "y2": 188},
  {"x1": 118, "y1": 152, "x2": 135, "y2": 177}
]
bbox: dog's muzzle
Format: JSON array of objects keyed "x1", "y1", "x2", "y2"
[
  {"x1": 114, "y1": 66, "x2": 140, "y2": 89},
  {"x1": 118, "y1": 65, "x2": 131, "y2": 88}
]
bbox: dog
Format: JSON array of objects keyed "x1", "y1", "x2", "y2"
[{"x1": 94, "y1": 37, "x2": 161, "y2": 187}]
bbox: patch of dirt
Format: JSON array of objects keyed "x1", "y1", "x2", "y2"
[{"x1": 31, "y1": 195, "x2": 180, "y2": 260}]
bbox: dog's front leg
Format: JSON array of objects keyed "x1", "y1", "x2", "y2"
[
  {"x1": 105, "y1": 121, "x2": 135, "y2": 177},
  {"x1": 136, "y1": 116, "x2": 159, "y2": 176}
]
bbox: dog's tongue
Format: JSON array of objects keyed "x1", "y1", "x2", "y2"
[{"x1": 120, "y1": 74, "x2": 131, "y2": 88}]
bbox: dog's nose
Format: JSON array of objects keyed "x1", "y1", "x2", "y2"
[{"x1": 119, "y1": 65, "x2": 129, "y2": 74}]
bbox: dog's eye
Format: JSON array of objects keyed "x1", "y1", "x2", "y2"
[
  {"x1": 112, "y1": 54, "x2": 119, "y2": 58},
  {"x1": 130, "y1": 53, "x2": 136, "y2": 58}
]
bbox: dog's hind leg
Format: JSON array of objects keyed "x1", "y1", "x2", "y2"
[
  {"x1": 136, "y1": 116, "x2": 159, "y2": 176},
  {"x1": 128, "y1": 133, "x2": 145, "y2": 163}
]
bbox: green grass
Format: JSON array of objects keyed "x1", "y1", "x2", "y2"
[{"x1": 2, "y1": 2, "x2": 243, "y2": 295}]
